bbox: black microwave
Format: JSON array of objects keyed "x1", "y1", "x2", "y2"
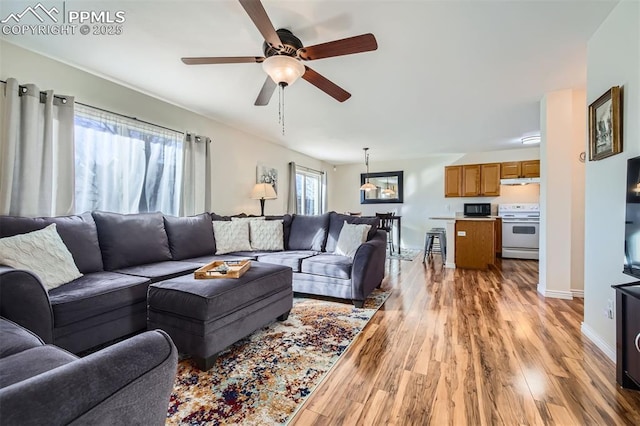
[{"x1": 464, "y1": 203, "x2": 491, "y2": 217}]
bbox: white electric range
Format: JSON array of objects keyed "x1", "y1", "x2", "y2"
[{"x1": 498, "y1": 203, "x2": 540, "y2": 260}]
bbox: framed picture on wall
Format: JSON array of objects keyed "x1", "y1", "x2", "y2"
[
  {"x1": 589, "y1": 85, "x2": 622, "y2": 161},
  {"x1": 256, "y1": 163, "x2": 278, "y2": 194}
]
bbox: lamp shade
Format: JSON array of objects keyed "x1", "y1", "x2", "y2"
[
  {"x1": 251, "y1": 183, "x2": 277, "y2": 200},
  {"x1": 262, "y1": 56, "x2": 305, "y2": 86},
  {"x1": 360, "y1": 182, "x2": 377, "y2": 191}
]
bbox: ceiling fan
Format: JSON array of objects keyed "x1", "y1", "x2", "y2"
[{"x1": 181, "y1": 0, "x2": 378, "y2": 106}]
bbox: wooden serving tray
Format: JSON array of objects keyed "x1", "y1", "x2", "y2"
[{"x1": 194, "y1": 260, "x2": 251, "y2": 279}]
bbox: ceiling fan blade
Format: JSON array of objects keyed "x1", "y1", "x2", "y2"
[
  {"x1": 181, "y1": 56, "x2": 264, "y2": 65},
  {"x1": 297, "y1": 33, "x2": 378, "y2": 61},
  {"x1": 302, "y1": 66, "x2": 351, "y2": 102},
  {"x1": 238, "y1": 0, "x2": 284, "y2": 51},
  {"x1": 255, "y1": 76, "x2": 277, "y2": 106}
]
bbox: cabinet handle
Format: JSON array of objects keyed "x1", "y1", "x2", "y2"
[{"x1": 636, "y1": 333, "x2": 640, "y2": 353}]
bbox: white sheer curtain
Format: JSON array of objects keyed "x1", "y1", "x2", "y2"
[
  {"x1": 287, "y1": 161, "x2": 298, "y2": 214},
  {"x1": 0, "y1": 78, "x2": 75, "y2": 216},
  {"x1": 74, "y1": 104, "x2": 183, "y2": 215},
  {"x1": 180, "y1": 133, "x2": 212, "y2": 216}
]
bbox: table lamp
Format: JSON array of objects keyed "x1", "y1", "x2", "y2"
[{"x1": 251, "y1": 183, "x2": 277, "y2": 216}]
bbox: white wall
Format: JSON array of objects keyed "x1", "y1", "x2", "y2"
[
  {"x1": 583, "y1": 0, "x2": 639, "y2": 359},
  {"x1": 538, "y1": 88, "x2": 586, "y2": 300},
  {"x1": 329, "y1": 147, "x2": 540, "y2": 249},
  {"x1": 0, "y1": 41, "x2": 329, "y2": 216}
]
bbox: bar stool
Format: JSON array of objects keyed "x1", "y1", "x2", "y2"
[{"x1": 423, "y1": 228, "x2": 446, "y2": 264}]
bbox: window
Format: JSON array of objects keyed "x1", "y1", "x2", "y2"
[
  {"x1": 74, "y1": 105, "x2": 183, "y2": 215},
  {"x1": 296, "y1": 168, "x2": 325, "y2": 215}
]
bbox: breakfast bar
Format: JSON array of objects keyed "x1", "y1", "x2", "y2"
[{"x1": 429, "y1": 215, "x2": 501, "y2": 270}]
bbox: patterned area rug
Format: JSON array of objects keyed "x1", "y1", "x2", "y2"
[
  {"x1": 387, "y1": 248, "x2": 420, "y2": 261},
  {"x1": 167, "y1": 289, "x2": 391, "y2": 425}
]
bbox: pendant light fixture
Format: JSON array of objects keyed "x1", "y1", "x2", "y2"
[
  {"x1": 360, "y1": 148, "x2": 377, "y2": 191},
  {"x1": 382, "y1": 176, "x2": 395, "y2": 196}
]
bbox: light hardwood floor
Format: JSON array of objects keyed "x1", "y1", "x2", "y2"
[{"x1": 290, "y1": 255, "x2": 640, "y2": 425}]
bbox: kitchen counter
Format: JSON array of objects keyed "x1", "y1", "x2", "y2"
[
  {"x1": 429, "y1": 216, "x2": 502, "y2": 270},
  {"x1": 430, "y1": 215, "x2": 499, "y2": 221}
]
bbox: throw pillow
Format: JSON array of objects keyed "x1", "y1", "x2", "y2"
[
  {"x1": 230, "y1": 216, "x2": 265, "y2": 222},
  {"x1": 335, "y1": 221, "x2": 372, "y2": 258},
  {"x1": 250, "y1": 220, "x2": 284, "y2": 251},
  {"x1": 213, "y1": 220, "x2": 252, "y2": 254},
  {"x1": 0, "y1": 223, "x2": 82, "y2": 290}
]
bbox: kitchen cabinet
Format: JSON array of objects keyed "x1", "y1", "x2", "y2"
[
  {"x1": 455, "y1": 218, "x2": 498, "y2": 269},
  {"x1": 494, "y1": 217, "x2": 502, "y2": 257},
  {"x1": 462, "y1": 165, "x2": 481, "y2": 196},
  {"x1": 521, "y1": 160, "x2": 540, "y2": 178},
  {"x1": 444, "y1": 163, "x2": 501, "y2": 197},
  {"x1": 480, "y1": 163, "x2": 501, "y2": 196},
  {"x1": 444, "y1": 166, "x2": 463, "y2": 197},
  {"x1": 501, "y1": 160, "x2": 540, "y2": 179},
  {"x1": 613, "y1": 283, "x2": 640, "y2": 390}
]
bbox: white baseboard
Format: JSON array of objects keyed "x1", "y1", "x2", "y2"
[
  {"x1": 537, "y1": 283, "x2": 573, "y2": 300},
  {"x1": 571, "y1": 289, "x2": 584, "y2": 298},
  {"x1": 445, "y1": 262, "x2": 456, "y2": 269},
  {"x1": 581, "y1": 322, "x2": 616, "y2": 362}
]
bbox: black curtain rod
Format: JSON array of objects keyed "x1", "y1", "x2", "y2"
[
  {"x1": 293, "y1": 163, "x2": 325, "y2": 175},
  {"x1": 1, "y1": 79, "x2": 183, "y2": 134}
]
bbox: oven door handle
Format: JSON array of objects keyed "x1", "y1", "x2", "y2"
[{"x1": 502, "y1": 220, "x2": 539, "y2": 224}]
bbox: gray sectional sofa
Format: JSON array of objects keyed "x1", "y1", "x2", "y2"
[
  {"x1": 0, "y1": 211, "x2": 386, "y2": 354},
  {"x1": 0, "y1": 317, "x2": 177, "y2": 426}
]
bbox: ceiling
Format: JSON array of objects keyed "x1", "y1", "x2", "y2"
[{"x1": 1, "y1": 0, "x2": 617, "y2": 164}]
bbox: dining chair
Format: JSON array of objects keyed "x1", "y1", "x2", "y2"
[{"x1": 376, "y1": 212, "x2": 395, "y2": 253}]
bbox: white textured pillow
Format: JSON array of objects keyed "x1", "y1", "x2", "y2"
[
  {"x1": 0, "y1": 223, "x2": 82, "y2": 290},
  {"x1": 335, "y1": 221, "x2": 372, "y2": 258},
  {"x1": 230, "y1": 216, "x2": 265, "y2": 223},
  {"x1": 250, "y1": 220, "x2": 284, "y2": 251},
  {"x1": 213, "y1": 220, "x2": 252, "y2": 254}
]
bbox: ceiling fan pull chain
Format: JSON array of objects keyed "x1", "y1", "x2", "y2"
[{"x1": 278, "y1": 84, "x2": 285, "y2": 135}]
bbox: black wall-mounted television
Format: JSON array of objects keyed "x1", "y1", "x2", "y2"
[{"x1": 624, "y1": 156, "x2": 640, "y2": 278}]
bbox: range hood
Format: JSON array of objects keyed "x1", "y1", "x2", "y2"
[{"x1": 500, "y1": 177, "x2": 541, "y2": 185}]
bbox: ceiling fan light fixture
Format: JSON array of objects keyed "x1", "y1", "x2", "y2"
[{"x1": 262, "y1": 55, "x2": 305, "y2": 86}]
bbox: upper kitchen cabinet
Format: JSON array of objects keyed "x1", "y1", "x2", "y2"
[
  {"x1": 462, "y1": 164, "x2": 481, "y2": 196},
  {"x1": 480, "y1": 163, "x2": 501, "y2": 196},
  {"x1": 501, "y1": 160, "x2": 540, "y2": 179},
  {"x1": 521, "y1": 160, "x2": 540, "y2": 178},
  {"x1": 444, "y1": 165, "x2": 463, "y2": 197},
  {"x1": 444, "y1": 163, "x2": 501, "y2": 197}
]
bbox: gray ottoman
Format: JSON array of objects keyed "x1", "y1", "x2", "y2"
[{"x1": 147, "y1": 262, "x2": 292, "y2": 371}]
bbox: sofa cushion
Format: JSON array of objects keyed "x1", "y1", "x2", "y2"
[
  {"x1": 213, "y1": 220, "x2": 252, "y2": 254},
  {"x1": 301, "y1": 254, "x2": 353, "y2": 280},
  {"x1": 288, "y1": 213, "x2": 330, "y2": 252},
  {"x1": 0, "y1": 318, "x2": 44, "y2": 359},
  {"x1": 48, "y1": 272, "x2": 150, "y2": 327},
  {"x1": 301, "y1": 253, "x2": 353, "y2": 280},
  {"x1": 114, "y1": 261, "x2": 202, "y2": 283},
  {"x1": 325, "y1": 212, "x2": 379, "y2": 253},
  {"x1": 179, "y1": 254, "x2": 255, "y2": 265},
  {"x1": 257, "y1": 250, "x2": 318, "y2": 272},
  {"x1": 92, "y1": 211, "x2": 172, "y2": 270},
  {"x1": 0, "y1": 345, "x2": 76, "y2": 388},
  {"x1": 163, "y1": 213, "x2": 216, "y2": 260},
  {"x1": 0, "y1": 212, "x2": 103, "y2": 273},
  {"x1": 0, "y1": 224, "x2": 83, "y2": 290},
  {"x1": 250, "y1": 220, "x2": 284, "y2": 251}
]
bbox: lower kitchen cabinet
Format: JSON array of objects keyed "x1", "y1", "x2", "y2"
[{"x1": 455, "y1": 219, "x2": 498, "y2": 269}]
